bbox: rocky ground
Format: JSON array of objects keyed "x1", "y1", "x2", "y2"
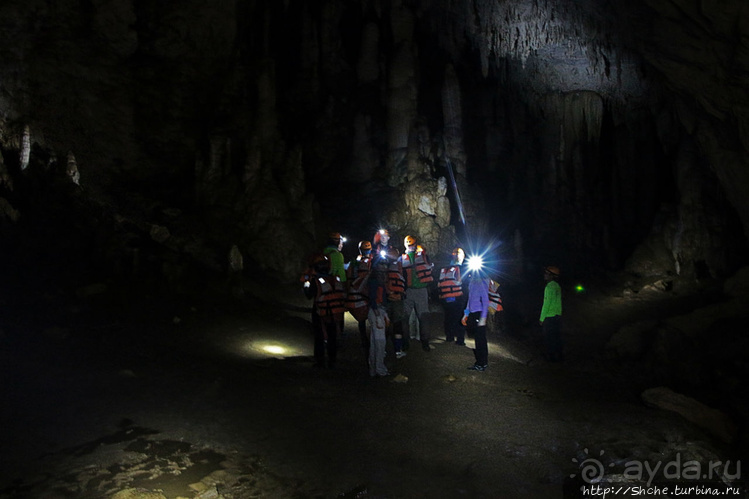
[{"x1": 0, "y1": 274, "x2": 746, "y2": 499}]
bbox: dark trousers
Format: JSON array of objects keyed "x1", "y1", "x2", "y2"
[
  {"x1": 466, "y1": 312, "x2": 488, "y2": 366},
  {"x1": 543, "y1": 315, "x2": 563, "y2": 361},
  {"x1": 443, "y1": 299, "x2": 465, "y2": 344},
  {"x1": 313, "y1": 314, "x2": 339, "y2": 367}
]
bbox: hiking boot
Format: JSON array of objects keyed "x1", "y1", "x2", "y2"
[{"x1": 467, "y1": 364, "x2": 487, "y2": 371}]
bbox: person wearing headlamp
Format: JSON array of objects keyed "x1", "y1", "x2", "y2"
[
  {"x1": 371, "y1": 229, "x2": 408, "y2": 358},
  {"x1": 401, "y1": 234, "x2": 434, "y2": 352},
  {"x1": 323, "y1": 232, "x2": 348, "y2": 338},
  {"x1": 461, "y1": 256, "x2": 490, "y2": 371},
  {"x1": 323, "y1": 232, "x2": 347, "y2": 284}
]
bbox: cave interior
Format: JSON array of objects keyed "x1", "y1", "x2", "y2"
[{"x1": 1, "y1": 0, "x2": 749, "y2": 497}]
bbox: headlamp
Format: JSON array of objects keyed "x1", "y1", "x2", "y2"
[{"x1": 467, "y1": 255, "x2": 483, "y2": 272}]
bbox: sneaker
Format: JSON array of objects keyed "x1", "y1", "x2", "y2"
[
  {"x1": 395, "y1": 351, "x2": 407, "y2": 359},
  {"x1": 467, "y1": 364, "x2": 487, "y2": 371}
]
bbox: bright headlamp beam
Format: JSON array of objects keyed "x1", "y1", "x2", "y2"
[
  {"x1": 263, "y1": 345, "x2": 286, "y2": 355},
  {"x1": 467, "y1": 255, "x2": 483, "y2": 272}
]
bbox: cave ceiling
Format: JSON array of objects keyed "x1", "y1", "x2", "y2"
[{"x1": 0, "y1": 0, "x2": 748, "y2": 283}]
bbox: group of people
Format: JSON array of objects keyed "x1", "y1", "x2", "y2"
[
  {"x1": 301, "y1": 229, "x2": 564, "y2": 375},
  {"x1": 302, "y1": 229, "x2": 436, "y2": 374}
]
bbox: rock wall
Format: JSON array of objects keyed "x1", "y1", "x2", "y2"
[{"x1": 0, "y1": 0, "x2": 747, "y2": 286}]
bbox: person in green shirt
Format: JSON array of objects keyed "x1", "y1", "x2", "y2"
[
  {"x1": 401, "y1": 235, "x2": 434, "y2": 352},
  {"x1": 323, "y1": 232, "x2": 347, "y2": 343},
  {"x1": 323, "y1": 232, "x2": 347, "y2": 284},
  {"x1": 539, "y1": 266, "x2": 563, "y2": 362}
]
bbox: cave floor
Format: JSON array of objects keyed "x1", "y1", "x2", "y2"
[{"x1": 0, "y1": 278, "x2": 740, "y2": 498}]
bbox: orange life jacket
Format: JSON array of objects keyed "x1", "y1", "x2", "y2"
[
  {"x1": 385, "y1": 260, "x2": 405, "y2": 300},
  {"x1": 401, "y1": 250, "x2": 434, "y2": 286},
  {"x1": 488, "y1": 279, "x2": 503, "y2": 311},
  {"x1": 315, "y1": 275, "x2": 345, "y2": 317},
  {"x1": 347, "y1": 254, "x2": 371, "y2": 281},
  {"x1": 345, "y1": 272, "x2": 370, "y2": 322},
  {"x1": 438, "y1": 265, "x2": 463, "y2": 300}
]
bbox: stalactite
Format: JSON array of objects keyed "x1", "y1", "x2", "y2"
[
  {"x1": 350, "y1": 113, "x2": 377, "y2": 181},
  {"x1": 299, "y1": 3, "x2": 320, "y2": 99},
  {"x1": 66, "y1": 151, "x2": 80, "y2": 185},
  {"x1": 441, "y1": 63, "x2": 467, "y2": 178},
  {"x1": 444, "y1": 0, "x2": 621, "y2": 86},
  {"x1": 385, "y1": 1, "x2": 418, "y2": 186},
  {"x1": 209, "y1": 136, "x2": 231, "y2": 180},
  {"x1": 356, "y1": 22, "x2": 380, "y2": 84},
  {"x1": 0, "y1": 150, "x2": 12, "y2": 191},
  {"x1": 20, "y1": 125, "x2": 30, "y2": 171},
  {"x1": 242, "y1": 136, "x2": 262, "y2": 190},
  {"x1": 256, "y1": 59, "x2": 278, "y2": 140}
]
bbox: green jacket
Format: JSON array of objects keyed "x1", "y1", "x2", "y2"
[
  {"x1": 539, "y1": 280, "x2": 562, "y2": 322},
  {"x1": 404, "y1": 251, "x2": 428, "y2": 289},
  {"x1": 323, "y1": 246, "x2": 347, "y2": 282}
]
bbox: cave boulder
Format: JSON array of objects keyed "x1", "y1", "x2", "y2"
[{"x1": 641, "y1": 386, "x2": 738, "y2": 443}]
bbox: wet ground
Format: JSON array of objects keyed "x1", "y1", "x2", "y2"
[{"x1": 0, "y1": 278, "x2": 745, "y2": 498}]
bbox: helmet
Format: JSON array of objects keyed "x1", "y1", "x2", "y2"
[
  {"x1": 373, "y1": 229, "x2": 390, "y2": 246},
  {"x1": 310, "y1": 253, "x2": 331, "y2": 272},
  {"x1": 544, "y1": 266, "x2": 560, "y2": 277},
  {"x1": 359, "y1": 240, "x2": 372, "y2": 253},
  {"x1": 404, "y1": 235, "x2": 417, "y2": 247},
  {"x1": 328, "y1": 232, "x2": 342, "y2": 241},
  {"x1": 452, "y1": 247, "x2": 465, "y2": 263}
]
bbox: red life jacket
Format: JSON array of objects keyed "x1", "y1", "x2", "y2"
[
  {"x1": 438, "y1": 265, "x2": 463, "y2": 300},
  {"x1": 401, "y1": 250, "x2": 434, "y2": 286},
  {"x1": 488, "y1": 279, "x2": 503, "y2": 311},
  {"x1": 315, "y1": 275, "x2": 345, "y2": 317},
  {"x1": 345, "y1": 268, "x2": 370, "y2": 322},
  {"x1": 386, "y1": 260, "x2": 405, "y2": 300},
  {"x1": 347, "y1": 254, "x2": 371, "y2": 281}
]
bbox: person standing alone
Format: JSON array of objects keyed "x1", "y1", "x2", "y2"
[
  {"x1": 462, "y1": 268, "x2": 490, "y2": 371},
  {"x1": 539, "y1": 266, "x2": 563, "y2": 362}
]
